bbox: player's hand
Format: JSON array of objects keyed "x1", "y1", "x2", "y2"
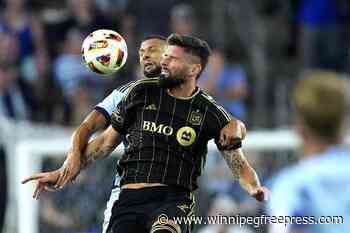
[
  {"x1": 21, "y1": 169, "x2": 62, "y2": 200},
  {"x1": 54, "y1": 153, "x2": 82, "y2": 189},
  {"x1": 251, "y1": 186, "x2": 269, "y2": 202},
  {"x1": 219, "y1": 119, "x2": 246, "y2": 150}
]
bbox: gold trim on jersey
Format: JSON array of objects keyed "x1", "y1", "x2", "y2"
[
  {"x1": 123, "y1": 77, "x2": 160, "y2": 100},
  {"x1": 201, "y1": 92, "x2": 232, "y2": 122},
  {"x1": 151, "y1": 225, "x2": 178, "y2": 233},
  {"x1": 166, "y1": 87, "x2": 201, "y2": 100}
]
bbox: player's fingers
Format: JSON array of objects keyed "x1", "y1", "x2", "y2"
[
  {"x1": 44, "y1": 186, "x2": 57, "y2": 192},
  {"x1": 21, "y1": 173, "x2": 45, "y2": 184},
  {"x1": 56, "y1": 169, "x2": 70, "y2": 189},
  {"x1": 253, "y1": 187, "x2": 269, "y2": 202},
  {"x1": 33, "y1": 182, "x2": 43, "y2": 200},
  {"x1": 54, "y1": 169, "x2": 65, "y2": 187},
  {"x1": 32, "y1": 184, "x2": 39, "y2": 199},
  {"x1": 60, "y1": 168, "x2": 74, "y2": 186},
  {"x1": 35, "y1": 185, "x2": 45, "y2": 200},
  {"x1": 54, "y1": 168, "x2": 67, "y2": 188},
  {"x1": 40, "y1": 174, "x2": 59, "y2": 186},
  {"x1": 60, "y1": 172, "x2": 75, "y2": 188}
]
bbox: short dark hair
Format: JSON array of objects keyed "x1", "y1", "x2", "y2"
[
  {"x1": 166, "y1": 33, "x2": 211, "y2": 78},
  {"x1": 142, "y1": 35, "x2": 167, "y2": 42}
]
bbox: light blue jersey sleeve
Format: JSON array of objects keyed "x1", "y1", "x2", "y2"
[{"x1": 94, "y1": 81, "x2": 135, "y2": 124}]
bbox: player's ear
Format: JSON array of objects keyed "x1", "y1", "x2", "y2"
[{"x1": 190, "y1": 63, "x2": 202, "y2": 77}]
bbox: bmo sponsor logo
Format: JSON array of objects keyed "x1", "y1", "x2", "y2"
[
  {"x1": 143, "y1": 121, "x2": 173, "y2": 136},
  {"x1": 142, "y1": 121, "x2": 197, "y2": 147}
]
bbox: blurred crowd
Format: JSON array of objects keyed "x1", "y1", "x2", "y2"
[
  {"x1": 0, "y1": 0, "x2": 350, "y2": 126},
  {"x1": 1, "y1": 0, "x2": 350, "y2": 233}
]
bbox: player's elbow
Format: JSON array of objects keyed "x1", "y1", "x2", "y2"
[
  {"x1": 228, "y1": 118, "x2": 246, "y2": 140},
  {"x1": 80, "y1": 110, "x2": 108, "y2": 135}
]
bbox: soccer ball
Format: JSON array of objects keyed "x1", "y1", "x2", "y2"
[{"x1": 81, "y1": 29, "x2": 128, "y2": 75}]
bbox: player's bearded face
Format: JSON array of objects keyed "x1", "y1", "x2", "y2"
[
  {"x1": 160, "y1": 65, "x2": 188, "y2": 88},
  {"x1": 143, "y1": 61, "x2": 162, "y2": 78},
  {"x1": 139, "y1": 39, "x2": 164, "y2": 78},
  {"x1": 159, "y1": 46, "x2": 189, "y2": 88}
]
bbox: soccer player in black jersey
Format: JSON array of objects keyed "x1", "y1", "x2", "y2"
[
  {"x1": 91, "y1": 34, "x2": 266, "y2": 233},
  {"x1": 22, "y1": 34, "x2": 265, "y2": 233},
  {"x1": 22, "y1": 36, "x2": 246, "y2": 192}
]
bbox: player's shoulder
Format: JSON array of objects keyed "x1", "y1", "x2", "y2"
[
  {"x1": 199, "y1": 90, "x2": 231, "y2": 121},
  {"x1": 199, "y1": 90, "x2": 217, "y2": 106},
  {"x1": 115, "y1": 80, "x2": 137, "y2": 93},
  {"x1": 122, "y1": 77, "x2": 160, "y2": 98},
  {"x1": 126, "y1": 77, "x2": 160, "y2": 92}
]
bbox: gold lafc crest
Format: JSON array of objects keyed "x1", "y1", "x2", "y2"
[{"x1": 189, "y1": 110, "x2": 203, "y2": 126}]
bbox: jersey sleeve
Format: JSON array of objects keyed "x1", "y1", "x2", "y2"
[
  {"x1": 208, "y1": 99, "x2": 242, "y2": 150},
  {"x1": 94, "y1": 82, "x2": 134, "y2": 124},
  {"x1": 110, "y1": 100, "x2": 128, "y2": 135},
  {"x1": 110, "y1": 81, "x2": 141, "y2": 134}
]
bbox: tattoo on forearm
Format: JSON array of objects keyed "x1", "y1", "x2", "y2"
[
  {"x1": 81, "y1": 144, "x2": 115, "y2": 168},
  {"x1": 221, "y1": 149, "x2": 245, "y2": 178}
]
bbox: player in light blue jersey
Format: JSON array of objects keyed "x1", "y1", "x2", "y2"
[
  {"x1": 22, "y1": 35, "x2": 248, "y2": 233},
  {"x1": 268, "y1": 71, "x2": 350, "y2": 233}
]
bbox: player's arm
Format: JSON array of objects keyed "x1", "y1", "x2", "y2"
[
  {"x1": 219, "y1": 118, "x2": 246, "y2": 149},
  {"x1": 56, "y1": 87, "x2": 129, "y2": 187},
  {"x1": 54, "y1": 110, "x2": 109, "y2": 188},
  {"x1": 68, "y1": 110, "x2": 108, "y2": 163},
  {"x1": 21, "y1": 111, "x2": 108, "y2": 198},
  {"x1": 221, "y1": 148, "x2": 267, "y2": 202},
  {"x1": 80, "y1": 126, "x2": 121, "y2": 168},
  {"x1": 21, "y1": 126, "x2": 121, "y2": 200}
]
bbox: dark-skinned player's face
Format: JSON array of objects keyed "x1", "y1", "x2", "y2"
[
  {"x1": 139, "y1": 39, "x2": 165, "y2": 77},
  {"x1": 160, "y1": 45, "x2": 191, "y2": 88}
]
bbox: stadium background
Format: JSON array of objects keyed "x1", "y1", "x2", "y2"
[{"x1": 0, "y1": 0, "x2": 349, "y2": 233}]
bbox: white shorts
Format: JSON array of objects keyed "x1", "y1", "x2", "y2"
[{"x1": 102, "y1": 175, "x2": 121, "y2": 233}]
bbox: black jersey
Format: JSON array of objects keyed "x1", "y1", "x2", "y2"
[{"x1": 111, "y1": 78, "x2": 241, "y2": 191}]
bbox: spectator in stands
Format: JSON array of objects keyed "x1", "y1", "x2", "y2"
[
  {"x1": 0, "y1": 63, "x2": 38, "y2": 121},
  {"x1": 199, "y1": 48, "x2": 248, "y2": 120},
  {"x1": 0, "y1": 26, "x2": 19, "y2": 66},
  {"x1": 124, "y1": 0, "x2": 178, "y2": 39},
  {"x1": 65, "y1": 0, "x2": 114, "y2": 36},
  {"x1": 43, "y1": 0, "x2": 116, "y2": 60},
  {"x1": 297, "y1": 0, "x2": 345, "y2": 71},
  {"x1": 0, "y1": 0, "x2": 47, "y2": 81},
  {"x1": 0, "y1": 30, "x2": 38, "y2": 121}
]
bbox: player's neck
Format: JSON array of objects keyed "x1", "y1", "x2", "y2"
[
  {"x1": 168, "y1": 80, "x2": 198, "y2": 99},
  {"x1": 302, "y1": 136, "x2": 342, "y2": 159}
]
